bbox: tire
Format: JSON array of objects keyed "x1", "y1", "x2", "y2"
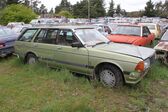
[
  {"x1": 98, "y1": 64, "x2": 123, "y2": 87},
  {"x1": 26, "y1": 54, "x2": 37, "y2": 64}
]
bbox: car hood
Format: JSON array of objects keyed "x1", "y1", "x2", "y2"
[
  {"x1": 108, "y1": 34, "x2": 141, "y2": 44},
  {"x1": 154, "y1": 41, "x2": 168, "y2": 51},
  {"x1": 94, "y1": 43, "x2": 155, "y2": 60}
]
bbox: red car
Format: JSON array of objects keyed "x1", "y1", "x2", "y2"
[{"x1": 107, "y1": 25, "x2": 155, "y2": 46}]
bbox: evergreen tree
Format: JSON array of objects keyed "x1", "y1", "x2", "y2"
[
  {"x1": 55, "y1": 0, "x2": 71, "y2": 14},
  {"x1": 144, "y1": 0, "x2": 155, "y2": 17},
  {"x1": 107, "y1": 0, "x2": 115, "y2": 17},
  {"x1": 116, "y1": 4, "x2": 121, "y2": 14},
  {"x1": 39, "y1": 4, "x2": 47, "y2": 15},
  {"x1": 72, "y1": 0, "x2": 105, "y2": 18},
  {"x1": 49, "y1": 8, "x2": 54, "y2": 14}
]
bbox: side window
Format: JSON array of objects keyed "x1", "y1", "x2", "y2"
[
  {"x1": 143, "y1": 27, "x2": 150, "y2": 36},
  {"x1": 18, "y1": 29, "x2": 38, "y2": 42},
  {"x1": 34, "y1": 29, "x2": 47, "y2": 42},
  {"x1": 57, "y1": 30, "x2": 78, "y2": 46},
  {"x1": 145, "y1": 27, "x2": 151, "y2": 34},
  {"x1": 35, "y1": 29, "x2": 58, "y2": 44}
]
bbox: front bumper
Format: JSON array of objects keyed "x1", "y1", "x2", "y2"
[
  {"x1": 0, "y1": 47, "x2": 14, "y2": 57},
  {"x1": 124, "y1": 68, "x2": 149, "y2": 84}
]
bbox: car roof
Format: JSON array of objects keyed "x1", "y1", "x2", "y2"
[
  {"x1": 138, "y1": 23, "x2": 157, "y2": 25},
  {"x1": 28, "y1": 25, "x2": 95, "y2": 30},
  {"x1": 118, "y1": 24, "x2": 142, "y2": 27}
]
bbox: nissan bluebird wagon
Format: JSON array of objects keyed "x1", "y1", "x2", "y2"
[{"x1": 15, "y1": 26, "x2": 155, "y2": 87}]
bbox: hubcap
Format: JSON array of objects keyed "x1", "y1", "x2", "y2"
[
  {"x1": 28, "y1": 57, "x2": 36, "y2": 64},
  {"x1": 100, "y1": 69, "x2": 116, "y2": 87}
]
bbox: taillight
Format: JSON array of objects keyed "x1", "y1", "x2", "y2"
[
  {"x1": 0, "y1": 43, "x2": 5, "y2": 48},
  {"x1": 135, "y1": 61, "x2": 144, "y2": 72}
]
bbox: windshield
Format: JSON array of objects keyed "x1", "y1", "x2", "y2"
[
  {"x1": 75, "y1": 29, "x2": 109, "y2": 46},
  {"x1": 161, "y1": 30, "x2": 168, "y2": 41},
  {"x1": 112, "y1": 26, "x2": 141, "y2": 36}
]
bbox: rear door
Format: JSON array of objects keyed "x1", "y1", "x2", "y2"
[
  {"x1": 15, "y1": 29, "x2": 39, "y2": 58},
  {"x1": 32, "y1": 28, "x2": 59, "y2": 65}
]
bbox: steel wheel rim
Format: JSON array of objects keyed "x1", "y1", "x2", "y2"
[
  {"x1": 28, "y1": 57, "x2": 36, "y2": 64},
  {"x1": 100, "y1": 69, "x2": 116, "y2": 87}
]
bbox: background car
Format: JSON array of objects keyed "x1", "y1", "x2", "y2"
[
  {"x1": 154, "y1": 29, "x2": 168, "y2": 65},
  {"x1": 92, "y1": 24, "x2": 112, "y2": 36},
  {"x1": 107, "y1": 24, "x2": 155, "y2": 46},
  {"x1": 0, "y1": 27, "x2": 18, "y2": 57},
  {"x1": 139, "y1": 23, "x2": 161, "y2": 39}
]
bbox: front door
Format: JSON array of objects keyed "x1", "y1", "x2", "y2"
[{"x1": 54, "y1": 29, "x2": 89, "y2": 74}]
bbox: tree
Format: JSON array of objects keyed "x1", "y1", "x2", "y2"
[
  {"x1": 0, "y1": 0, "x2": 6, "y2": 9},
  {"x1": 55, "y1": 0, "x2": 71, "y2": 14},
  {"x1": 162, "y1": 0, "x2": 168, "y2": 17},
  {"x1": 144, "y1": 0, "x2": 155, "y2": 17},
  {"x1": 90, "y1": 0, "x2": 106, "y2": 18},
  {"x1": 49, "y1": 8, "x2": 54, "y2": 14},
  {"x1": 72, "y1": 0, "x2": 88, "y2": 18},
  {"x1": 116, "y1": 4, "x2": 121, "y2": 14},
  {"x1": 57, "y1": 10, "x2": 73, "y2": 18},
  {"x1": 107, "y1": 0, "x2": 115, "y2": 17},
  {"x1": 6, "y1": 0, "x2": 20, "y2": 5},
  {"x1": 0, "y1": 4, "x2": 37, "y2": 25},
  {"x1": 39, "y1": 4, "x2": 47, "y2": 14},
  {"x1": 72, "y1": 0, "x2": 106, "y2": 18},
  {"x1": 21, "y1": 0, "x2": 30, "y2": 7}
]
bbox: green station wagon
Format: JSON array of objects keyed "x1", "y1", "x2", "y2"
[{"x1": 14, "y1": 26, "x2": 155, "y2": 87}]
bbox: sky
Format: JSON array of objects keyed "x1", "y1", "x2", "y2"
[{"x1": 39, "y1": 0, "x2": 166, "y2": 12}]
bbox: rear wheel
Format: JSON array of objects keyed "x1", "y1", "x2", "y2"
[
  {"x1": 26, "y1": 54, "x2": 37, "y2": 64},
  {"x1": 98, "y1": 64, "x2": 123, "y2": 87}
]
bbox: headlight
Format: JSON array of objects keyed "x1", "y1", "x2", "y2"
[{"x1": 144, "y1": 59, "x2": 150, "y2": 69}]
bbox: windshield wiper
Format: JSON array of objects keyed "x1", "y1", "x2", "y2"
[{"x1": 92, "y1": 42, "x2": 106, "y2": 47}]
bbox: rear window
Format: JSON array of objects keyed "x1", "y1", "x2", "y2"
[
  {"x1": 112, "y1": 26, "x2": 141, "y2": 36},
  {"x1": 18, "y1": 29, "x2": 38, "y2": 42}
]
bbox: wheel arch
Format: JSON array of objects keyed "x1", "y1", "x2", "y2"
[
  {"x1": 24, "y1": 51, "x2": 38, "y2": 63},
  {"x1": 94, "y1": 62, "x2": 125, "y2": 83}
]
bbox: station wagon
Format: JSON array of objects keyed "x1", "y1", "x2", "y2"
[{"x1": 14, "y1": 26, "x2": 155, "y2": 87}]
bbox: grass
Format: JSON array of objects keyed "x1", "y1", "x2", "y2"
[{"x1": 0, "y1": 57, "x2": 168, "y2": 112}]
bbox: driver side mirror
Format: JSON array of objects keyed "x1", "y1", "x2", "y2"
[{"x1": 71, "y1": 42, "x2": 83, "y2": 48}]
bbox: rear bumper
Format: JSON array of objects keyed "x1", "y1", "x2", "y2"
[{"x1": 0, "y1": 47, "x2": 14, "y2": 57}]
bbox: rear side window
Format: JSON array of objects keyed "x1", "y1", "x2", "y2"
[
  {"x1": 34, "y1": 29, "x2": 58, "y2": 44},
  {"x1": 18, "y1": 29, "x2": 38, "y2": 42}
]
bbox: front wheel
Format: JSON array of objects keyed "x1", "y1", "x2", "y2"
[
  {"x1": 98, "y1": 64, "x2": 123, "y2": 87},
  {"x1": 26, "y1": 54, "x2": 37, "y2": 64}
]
